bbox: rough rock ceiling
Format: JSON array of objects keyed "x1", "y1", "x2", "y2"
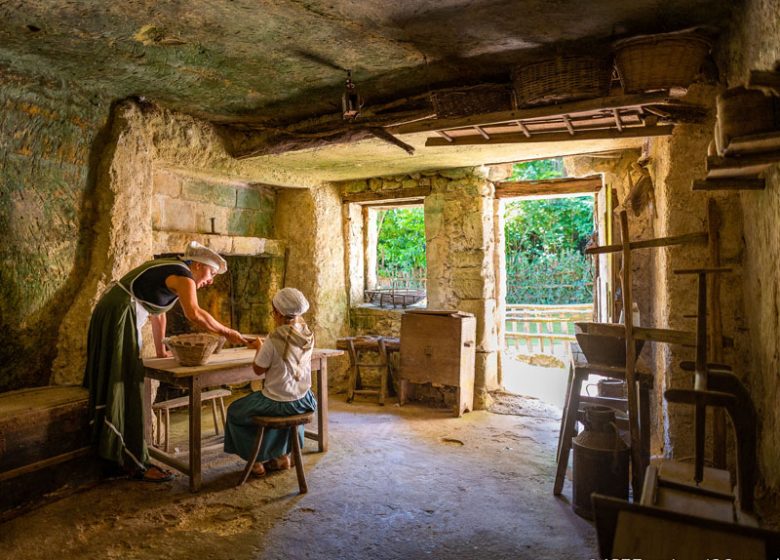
[{"x1": 0, "y1": 0, "x2": 732, "y2": 182}]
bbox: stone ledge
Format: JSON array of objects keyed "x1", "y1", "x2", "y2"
[{"x1": 153, "y1": 230, "x2": 285, "y2": 258}]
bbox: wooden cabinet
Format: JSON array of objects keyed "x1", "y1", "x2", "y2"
[{"x1": 399, "y1": 310, "x2": 476, "y2": 416}]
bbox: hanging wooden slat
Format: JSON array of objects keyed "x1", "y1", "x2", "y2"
[
  {"x1": 473, "y1": 125, "x2": 490, "y2": 139},
  {"x1": 516, "y1": 120, "x2": 531, "y2": 137},
  {"x1": 586, "y1": 231, "x2": 708, "y2": 255},
  {"x1": 436, "y1": 130, "x2": 454, "y2": 142}
]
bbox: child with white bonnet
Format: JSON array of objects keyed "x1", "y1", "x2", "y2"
[{"x1": 224, "y1": 287, "x2": 316, "y2": 476}]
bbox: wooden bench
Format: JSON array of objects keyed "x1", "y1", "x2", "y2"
[{"x1": 152, "y1": 388, "x2": 231, "y2": 452}]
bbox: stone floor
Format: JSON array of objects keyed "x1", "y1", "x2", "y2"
[{"x1": 0, "y1": 394, "x2": 596, "y2": 560}]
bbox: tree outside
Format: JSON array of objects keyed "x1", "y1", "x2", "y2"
[
  {"x1": 505, "y1": 159, "x2": 594, "y2": 304},
  {"x1": 376, "y1": 207, "x2": 426, "y2": 289}
]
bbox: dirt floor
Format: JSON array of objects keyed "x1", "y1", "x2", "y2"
[{"x1": 0, "y1": 393, "x2": 596, "y2": 560}]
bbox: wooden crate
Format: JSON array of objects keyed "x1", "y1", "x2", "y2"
[{"x1": 399, "y1": 310, "x2": 476, "y2": 416}]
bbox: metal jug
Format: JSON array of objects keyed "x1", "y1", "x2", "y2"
[{"x1": 572, "y1": 405, "x2": 630, "y2": 520}]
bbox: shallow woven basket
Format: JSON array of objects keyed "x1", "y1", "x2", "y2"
[
  {"x1": 212, "y1": 335, "x2": 227, "y2": 354},
  {"x1": 163, "y1": 333, "x2": 221, "y2": 366},
  {"x1": 430, "y1": 84, "x2": 514, "y2": 117},
  {"x1": 511, "y1": 55, "x2": 612, "y2": 107},
  {"x1": 613, "y1": 32, "x2": 711, "y2": 93}
]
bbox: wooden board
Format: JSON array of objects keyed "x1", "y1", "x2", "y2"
[{"x1": 0, "y1": 386, "x2": 90, "y2": 473}]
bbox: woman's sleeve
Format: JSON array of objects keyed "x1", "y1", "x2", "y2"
[{"x1": 254, "y1": 339, "x2": 275, "y2": 369}]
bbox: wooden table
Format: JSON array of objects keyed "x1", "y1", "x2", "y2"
[{"x1": 143, "y1": 347, "x2": 343, "y2": 492}]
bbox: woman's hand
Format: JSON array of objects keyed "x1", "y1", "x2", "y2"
[
  {"x1": 156, "y1": 347, "x2": 172, "y2": 359},
  {"x1": 246, "y1": 336, "x2": 263, "y2": 350},
  {"x1": 224, "y1": 329, "x2": 249, "y2": 346}
]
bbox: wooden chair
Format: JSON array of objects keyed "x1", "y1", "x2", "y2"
[
  {"x1": 339, "y1": 336, "x2": 392, "y2": 405},
  {"x1": 152, "y1": 388, "x2": 230, "y2": 452},
  {"x1": 237, "y1": 412, "x2": 313, "y2": 493}
]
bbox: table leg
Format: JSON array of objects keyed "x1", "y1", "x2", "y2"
[
  {"x1": 317, "y1": 358, "x2": 329, "y2": 453},
  {"x1": 189, "y1": 376, "x2": 202, "y2": 492},
  {"x1": 554, "y1": 369, "x2": 584, "y2": 496}
]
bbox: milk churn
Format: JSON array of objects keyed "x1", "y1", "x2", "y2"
[{"x1": 572, "y1": 405, "x2": 630, "y2": 519}]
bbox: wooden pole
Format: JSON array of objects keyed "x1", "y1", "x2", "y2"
[
  {"x1": 619, "y1": 210, "x2": 645, "y2": 496},
  {"x1": 708, "y1": 199, "x2": 727, "y2": 469}
]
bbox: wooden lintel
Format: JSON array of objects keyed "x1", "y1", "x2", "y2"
[
  {"x1": 388, "y1": 92, "x2": 673, "y2": 135},
  {"x1": 692, "y1": 178, "x2": 766, "y2": 191},
  {"x1": 425, "y1": 124, "x2": 674, "y2": 147},
  {"x1": 747, "y1": 70, "x2": 780, "y2": 95},
  {"x1": 586, "y1": 231, "x2": 708, "y2": 255},
  {"x1": 495, "y1": 175, "x2": 603, "y2": 198},
  {"x1": 342, "y1": 185, "x2": 432, "y2": 204}
]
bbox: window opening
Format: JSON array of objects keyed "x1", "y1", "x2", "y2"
[{"x1": 365, "y1": 205, "x2": 426, "y2": 308}]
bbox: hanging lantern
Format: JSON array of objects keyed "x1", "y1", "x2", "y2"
[{"x1": 342, "y1": 69, "x2": 363, "y2": 120}]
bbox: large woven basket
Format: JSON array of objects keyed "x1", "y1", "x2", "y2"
[
  {"x1": 430, "y1": 84, "x2": 514, "y2": 117},
  {"x1": 613, "y1": 32, "x2": 711, "y2": 93},
  {"x1": 512, "y1": 55, "x2": 612, "y2": 107},
  {"x1": 163, "y1": 333, "x2": 221, "y2": 366}
]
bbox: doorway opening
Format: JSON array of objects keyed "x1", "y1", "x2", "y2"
[{"x1": 499, "y1": 159, "x2": 599, "y2": 408}]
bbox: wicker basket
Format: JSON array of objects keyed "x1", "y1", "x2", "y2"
[
  {"x1": 716, "y1": 86, "x2": 780, "y2": 153},
  {"x1": 212, "y1": 335, "x2": 227, "y2": 354},
  {"x1": 613, "y1": 32, "x2": 711, "y2": 93},
  {"x1": 430, "y1": 84, "x2": 514, "y2": 118},
  {"x1": 511, "y1": 55, "x2": 612, "y2": 107},
  {"x1": 163, "y1": 333, "x2": 221, "y2": 366}
]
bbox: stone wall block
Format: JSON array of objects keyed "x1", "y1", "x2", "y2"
[
  {"x1": 474, "y1": 350, "x2": 499, "y2": 396},
  {"x1": 368, "y1": 178, "x2": 382, "y2": 191},
  {"x1": 383, "y1": 180, "x2": 401, "y2": 190},
  {"x1": 160, "y1": 198, "x2": 199, "y2": 232},
  {"x1": 439, "y1": 168, "x2": 472, "y2": 180},
  {"x1": 236, "y1": 186, "x2": 264, "y2": 209},
  {"x1": 153, "y1": 170, "x2": 182, "y2": 197},
  {"x1": 182, "y1": 179, "x2": 236, "y2": 207},
  {"x1": 457, "y1": 298, "x2": 498, "y2": 351},
  {"x1": 151, "y1": 194, "x2": 165, "y2": 230},
  {"x1": 228, "y1": 208, "x2": 273, "y2": 237}
]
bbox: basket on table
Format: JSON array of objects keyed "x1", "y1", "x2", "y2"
[
  {"x1": 511, "y1": 55, "x2": 612, "y2": 107},
  {"x1": 613, "y1": 30, "x2": 711, "y2": 93},
  {"x1": 430, "y1": 84, "x2": 514, "y2": 118},
  {"x1": 163, "y1": 333, "x2": 222, "y2": 366}
]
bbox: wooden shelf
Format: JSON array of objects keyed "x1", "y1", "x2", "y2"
[
  {"x1": 692, "y1": 178, "x2": 766, "y2": 191},
  {"x1": 724, "y1": 131, "x2": 780, "y2": 155},
  {"x1": 706, "y1": 151, "x2": 780, "y2": 178}
]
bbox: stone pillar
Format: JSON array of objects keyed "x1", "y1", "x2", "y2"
[
  {"x1": 52, "y1": 100, "x2": 156, "y2": 385},
  {"x1": 275, "y1": 184, "x2": 349, "y2": 349},
  {"x1": 425, "y1": 168, "x2": 500, "y2": 408}
]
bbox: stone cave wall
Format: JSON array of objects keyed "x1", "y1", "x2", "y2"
[
  {"x1": 337, "y1": 168, "x2": 500, "y2": 408},
  {"x1": 722, "y1": 0, "x2": 780, "y2": 492},
  {"x1": 0, "y1": 77, "x2": 108, "y2": 392}
]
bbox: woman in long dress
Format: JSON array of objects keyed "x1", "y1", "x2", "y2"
[{"x1": 84, "y1": 241, "x2": 247, "y2": 482}]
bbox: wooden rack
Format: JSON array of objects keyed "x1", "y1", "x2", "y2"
[
  {"x1": 385, "y1": 92, "x2": 706, "y2": 147},
  {"x1": 693, "y1": 66, "x2": 780, "y2": 191}
]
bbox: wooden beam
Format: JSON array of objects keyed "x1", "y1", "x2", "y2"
[
  {"x1": 516, "y1": 120, "x2": 532, "y2": 137},
  {"x1": 725, "y1": 131, "x2": 780, "y2": 155},
  {"x1": 474, "y1": 125, "x2": 490, "y2": 139},
  {"x1": 706, "y1": 152, "x2": 778, "y2": 178},
  {"x1": 436, "y1": 130, "x2": 453, "y2": 142},
  {"x1": 692, "y1": 178, "x2": 766, "y2": 191},
  {"x1": 495, "y1": 175, "x2": 603, "y2": 198},
  {"x1": 425, "y1": 124, "x2": 674, "y2": 147},
  {"x1": 388, "y1": 92, "x2": 673, "y2": 135},
  {"x1": 747, "y1": 70, "x2": 780, "y2": 95},
  {"x1": 342, "y1": 185, "x2": 431, "y2": 204},
  {"x1": 586, "y1": 231, "x2": 708, "y2": 254}
]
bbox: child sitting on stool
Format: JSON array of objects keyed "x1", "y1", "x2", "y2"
[{"x1": 224, "y1": 287, "x2": 315, "y2": 476}]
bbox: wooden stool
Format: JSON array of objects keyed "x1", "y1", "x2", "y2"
[
  {"x1": 152, "y1": 388, "x2": 230, "y2": 452},
  {"x1": 237, "y1": 412, "x2": 313, "y2": 493},
  {"x1": 338, "y1": 336, "x2": 391, "y2": 405}
]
